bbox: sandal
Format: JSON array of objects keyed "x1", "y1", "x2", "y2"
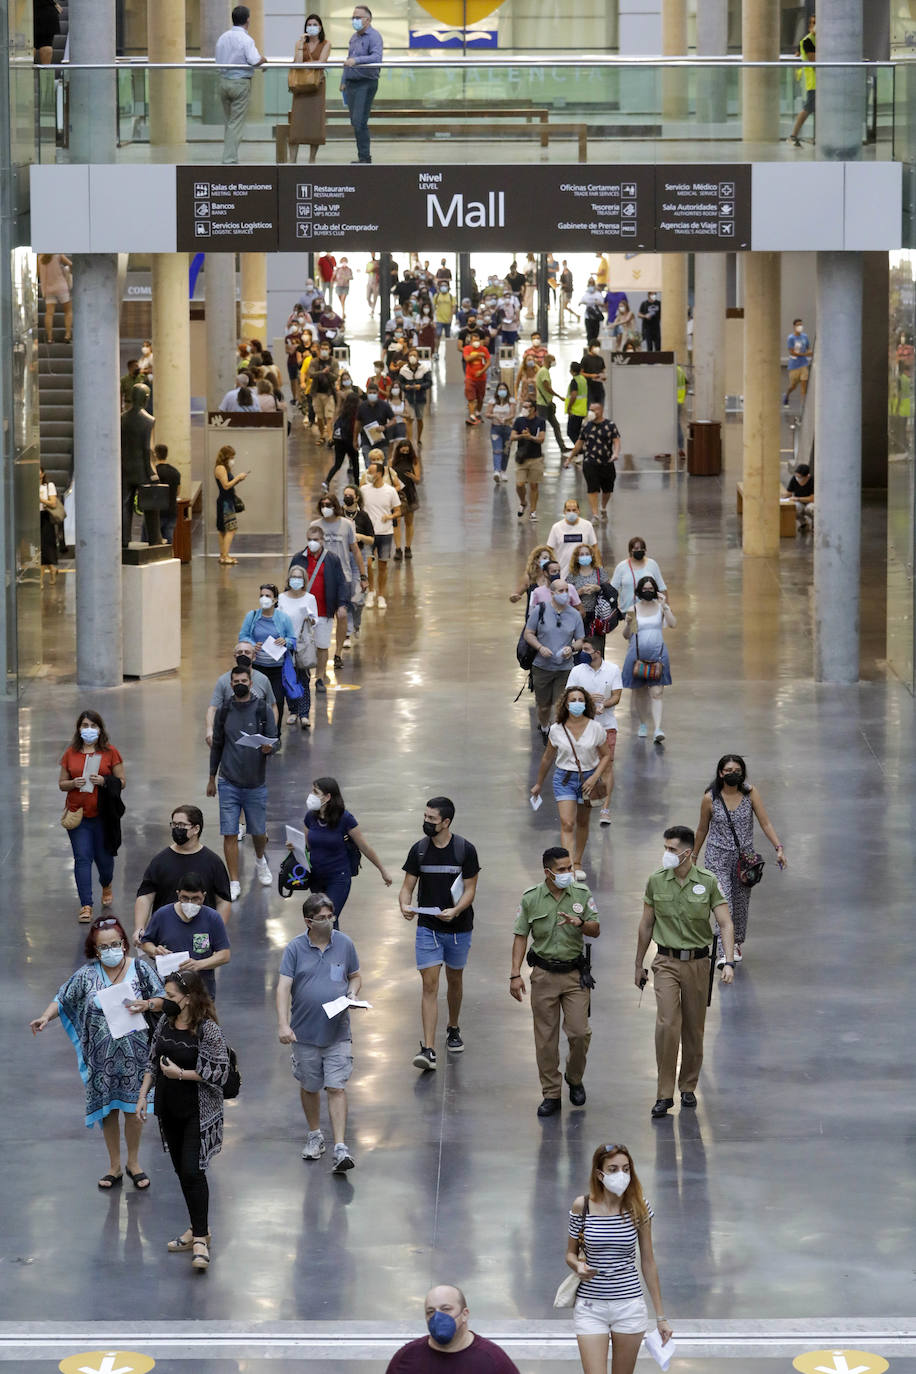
[
  {"x1": 126, "y1": 1168, "x2": 150, "y2": 1190},
  {"x1": 168, "y1": 1229, "x2": 211, "y2": 1253},
  {"x1": 98, "y1": 1172, "x2": 122, "y2": 1190},
  {"x1": 78, "y1": 906, "x2": 93, "y2": 923},
  {"x1": 192, "y1": 1239, "x2": 211, "y2": 1271}
]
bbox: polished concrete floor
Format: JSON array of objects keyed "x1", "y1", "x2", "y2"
[{"x1": 3, "y1": 318, "x2": 915, "y2": 1359}]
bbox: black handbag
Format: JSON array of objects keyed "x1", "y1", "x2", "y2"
[
  {"x1": 137, "y1": 482, "x2": 169, "y2": 512},
  {"x1": 223, "y1": 1045, "x2": 241, "y2": 1099},
  {"x1": 720, "y1": 797, "x2": 765, "y2": 887},
  {"x1": 278, "y1": 850, "x2": 311, "y2": 898}
]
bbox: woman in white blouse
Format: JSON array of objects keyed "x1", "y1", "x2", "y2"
[{"x1": 530, "y1": 685, "x2": 612, "y2": 883}]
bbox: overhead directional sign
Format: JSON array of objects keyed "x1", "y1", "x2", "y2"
[
  {"x1": 59, "y1": 1352, "x2": 155, "y2": 1374},
  {"x1": 793, "y1": 1350, "x2": 889, "y2": 1374},
  {"x1": 654, "y1": 164, "x2": 751, "y2": 250}
]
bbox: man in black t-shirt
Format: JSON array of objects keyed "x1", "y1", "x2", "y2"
[
  {"x1": 638, "y1": 292, "x2": 661, "y2": 350},
  {"x1": 133, "y1": 804, "x2": 232, "y2": 946},
  {"x1": 399, "y1": 796, "x2": 481, "y2": 1072},
  {"x1": 153, "y1": 444, "x2": 181, "y2": 543}
]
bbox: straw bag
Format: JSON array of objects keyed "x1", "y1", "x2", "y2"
[{"x1": 554, "y1": 1199, "x2": 589, "y2": 1308}]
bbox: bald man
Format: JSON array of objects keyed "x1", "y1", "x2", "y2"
[{"x1": 385, "y1": 1285, "x2": 520, "y2": 1372}]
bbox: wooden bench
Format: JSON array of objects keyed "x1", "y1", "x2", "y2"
[
  {"x1": 736, "y1": 482, "x2": 798, "y2": 538},
  {"x1": 274, "y1": 108, "x2": 588, "y2": 162}
]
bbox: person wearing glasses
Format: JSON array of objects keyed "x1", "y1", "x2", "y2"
[
  {"x1": 565, "y1": 1142, "x2": 672, "y2": 1374},
  {"x1": 523, "y1": 579, "x2": 586, "y2": 741},
  {"x1": 29, "y1": 916, "x2": 164, "y2": 1191},
  {"x1": 137, "y1": 970, "x2": 230, "y2": 1272}
]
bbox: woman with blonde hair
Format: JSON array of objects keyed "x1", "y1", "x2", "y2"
[
  {"x1": 214, "y1": 445, "x2": 249, "y2": 566},
  {"x1": 565, "y1": 1142, "x2": 672, "y2": 1374}
]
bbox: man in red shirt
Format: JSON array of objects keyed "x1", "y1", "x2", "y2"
[
  {"x1": 317, "y1": 251, "x2": 336, "y2": 306},
  {"x1": 385, "y1": 1286, "x2": 520, "y2": 1374},
  {"x1": 462, "y1": 338, "x2": 490, "y2": 426}
]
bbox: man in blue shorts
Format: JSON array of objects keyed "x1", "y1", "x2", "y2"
[
  {"x1": 399, "y1": 797, "x2": 481, "y2": 1071},
  {"x1": 783, "y1": 317, "x2": 812, "y2": 407}
]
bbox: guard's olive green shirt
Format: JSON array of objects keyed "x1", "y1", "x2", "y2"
[
  {"x1": 514, "y1": 881, "x2": 599, "y2": 961},
  {"x1": 643, "y1": 864, "x2": 727, "y2": 950}
]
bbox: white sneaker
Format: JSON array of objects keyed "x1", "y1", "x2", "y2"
[
  {"x1": 256, "y1": 857, "x2": 273, "y2": 887},
  {"x1": 229, "y1": 880, "x2": 241, "y2": 901},
  {"x1": 599, "y1": 807, "x2": 612, "y2": 827},
  {"x1": 238, "y1": 817, "x2": 246, "y2": 839},
  {"x1": 377, "y1": 596, "x2": 387, "y2": 609},
  {"x1": 653, "y1": 729, "x2": 666, "y2": 743},
  {"x1": 302, "y1": 1129, "x2": 325, "y2": 1161},
  {"x1": 365, "y1": 591, "x2": 376, "y2": 608},
  {"x1": 529, "y1": 511, "x2": 538, "y2": 521},
  {"x1": 332, "y1": 1142, "x2": 355, "y2": 1173},
  {"x1": 343, "y1": 636, "x2": 352, "y2": 648},
  {"x1": 734, "y1": 945, "x2": 743, "y2": 963},
  {"x1": 637, "y1": 723, "x2": 648, "y2": 738},
  {"x1": 574, "y1": 868, "x2": 587, "y2": 882}
]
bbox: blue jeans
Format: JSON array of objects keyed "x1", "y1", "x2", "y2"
[
  {"x1": 345, "y1": 79, "x2": 378, "y2": 161},
  {"x1": 310, "y1": 867, "x2": 352, "y2": 925},
  {"x1": 68, "y1": 815, "x2": 114, "y2": 908},
  {"x1": 490, "y1": 423, "x2": 511, "y2": 472}
]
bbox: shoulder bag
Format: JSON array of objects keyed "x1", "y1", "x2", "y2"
[
  {"x1": 554, "y1": 1199, "x2": 589, "y2": 1308},
  {"x1": 719, "y1": 796, "x2": 765, "y2": 887},
  {"x1": 289, "y1": 38, "x2": 324, "y2": 92},
  {"x1": 561, "y1": 724, "x2": 605, "y2": 805},
  {"x1": 295, "y1": 554, "x2": 327, "y2": 671},
  {"x1": 61, "y1": 804, "x2": 83, "y2": 831},
  {"x1": 632, "y1": 628, "x2": 663, "y2": 683}
]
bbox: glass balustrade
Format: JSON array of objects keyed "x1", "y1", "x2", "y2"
[{"x1": 31, "y1": 60, "x2": 897, "y2": 168}]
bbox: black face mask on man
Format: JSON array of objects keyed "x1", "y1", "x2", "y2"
[{"x1": 232, "y1": 681, "x2": 249, "y2": 698}]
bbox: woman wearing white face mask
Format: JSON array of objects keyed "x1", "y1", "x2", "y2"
[
  {"x1": 566, "y1": 1142, "x2": 672, "y2": 1374},
  {"x1": 485, "y1": 381, "x2": 515, "y2": 482},
  {"x1": 531, "y1": 686, "x2": 611, "y2": 883},
  {"x1": 301, "y1": 776, "x2": 392, "y2": 922},
  {"x1": 279, "y1": 566, "x2": 320, "y2": 730},
  {"x1": 59, "y1": 710, "x2": 127, "y2": 922},
  {"x1": 288, "y1": 15, "x2": 331, "y2": 165},
  {"x1": 314, "y1": 494, "x2": 368, "y2": 667},
  {"x1": 238, "y1": 584, "x2": 296, "y2": 731},
  {"x1": 509, "y1": 544, "x2": 557, "y2": 610}
]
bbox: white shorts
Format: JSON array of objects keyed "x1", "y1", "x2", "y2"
[
  {"x1": 314, "y1": 616, "x2": 334, "y2": 649},
  {"x1": 574, "y1": 1295, "x2": 649, "y2": 1336}
]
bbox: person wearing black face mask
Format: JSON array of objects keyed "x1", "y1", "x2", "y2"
[
  {"x1": 621, "y1": 577, "x2": 675, "y2": 744},
  {"x1": 207, "y1": 667, "x2": 278, "y2": 898},
  {"x1": 385, "y1": 1284, "x2": 520, "y2": 1373},
  {"x1": 133, "y1": 806, "x2": 232, "y2": 948},
  {"x1": 692, "y1": 754, "x2": 786, "y2": 968},
  {"x1": 611, "y1": 537, "x2": 668, "y2": 615},
  {"x1": 206, "y1": 640, "x2": 277, "y2": 747},
  {"x1": 399, "y1": 798, "x2": 481, "y2": 1071}
]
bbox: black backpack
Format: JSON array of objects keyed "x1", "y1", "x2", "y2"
[
  {"x1": 223, "y1": 1045, "x2": 241, "y2": 1100},
  {"x1": 517, "y1": 602, "x2": 545, "y2": 671}
]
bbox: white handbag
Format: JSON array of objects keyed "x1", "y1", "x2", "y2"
[{"x1": 553, "y1": 1199, "x2": 588, "y2": 1309}]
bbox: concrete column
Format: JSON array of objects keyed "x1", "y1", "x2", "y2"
[
  {"x1": 814, "y1": 253, "x2": 862, "y2": 681},
  {"x1": 152, "y1": 255, "x2": 192, "y2": 497},
  {"x1": 69, "y1": 0, "x2": 116, "y2": 163},
  {"x1": 206, "y1": 253, "x2": 238, "y2": 412},
  {"x1": 73, "y1": 255, "x2": 122, "y2": 687},
  {"x1": 697, "y1": 0, "x2": 728, "y2": 131},
  {"x1": 148, "y1": 0, "x2": 187, "y2": 156},
  {"x1": 741, "y1": 0, "x2": 779, "y2": 147},
  {"x1": 661, "y1": 253, "x2": 688, "y2": 361},
  {"x1": 693, "y1": 254, "x2": 726, "y2": 424},
  {"x1": 662, "y1": 0, "x2": 688, "y2": 121},
  {"x1": 742, "y1": 252, "x2": 781, "y2": 558},
  {"x1": 241, "y1": 254, "x2": 268, "y2": 343},
  {"x1": 816, "y1": 0, "x2": 863, "y2": 161}
]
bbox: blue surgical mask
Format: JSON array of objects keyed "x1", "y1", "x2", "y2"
[
  {"x1": 568, "y1": 700, "x2": 586, "y2": 717},
  {"x1": 553, "y1": 592, "x2": 569, "y2": 606},
  {"x1": 352, "y1": 15, "x2": 364, "y2": 28},
  {"x1": 98, "y1": 946, "x2": 124, "y2": 968},
  {"x1": 289, "y1": 577, "x2": 305, "y2": 591},
  {"x1": 564, "y1": 511, "x2": 578, "y2": 524},
  {"x1": 550, "y1": 870, "x2": 575, "y2": 889},
  {"x1": 306, "y1": 24, "x2": 320, "y2": 35},
  {"x1": 80, "y1": 727, "x2": 100, "y2": 743},
  {"x1": 578, "y1": 555, "x2": 592, "y2": 567},
  {"x1": 428, "y1": 1311, "x2": 457, "y2": 1345}
]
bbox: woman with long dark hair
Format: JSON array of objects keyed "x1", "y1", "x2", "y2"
[
  {"x1": 391, "y1": 438, "x2": 421, "y2": 561},
  {"x1": 692, "y1": 753, "x2": 787, "y2": 966},
  {"x1": 58, "y1": 709, "x2": 126, "y2": 922},
  {"x1": 326, "y1": 388, "x2": 361, "y2": 490},
  {"x1": 214, "y1": 445, "x2": 248, "y2": 566},
  {"x1": 137, "y1": 969, "x2": 229, "y2": 1272},
  {"x1": 289, "y1": 15, "x2": 330, "y2": 164},
  {"x1": 303, "y1": 776, "x2": 392, "y2": 921},
  {"x1": 565, "y1": 1143, "x2": 672, "y2": 1374}
]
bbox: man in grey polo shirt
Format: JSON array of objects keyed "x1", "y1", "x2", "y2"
[
  {"x1": 205, "y1": 642, "x2": 277, "y2": 746},
  {"x1": 523, "y1": 580, "x2": 585, "y2": 739},
  {"x1": 276, "y1": 892, "x2": 363, "y2": 1173},
  {"x1": 214, "y1": 5, "x2": 266, "y2": 165}
]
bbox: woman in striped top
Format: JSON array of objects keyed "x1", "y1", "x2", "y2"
[{"x1": 565, "y1": 1143, "x2": 672, "y2": 1374}]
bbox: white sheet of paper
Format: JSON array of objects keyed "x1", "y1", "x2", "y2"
[
  {"x1": 95, "y1": 979, "x2": 145, "y2": 1040},
  {"x1": 450, "y1": 874, "x2": 465, "y2": 905},
  {"x1": 285, "y1": 825, "x2": 310, "y2": 871},
  {"x1": 79, "y1": 752, "x2": 102, "y2": 792},
  {"x1": 323, "y1": 995, "x2": 373, "y2": 1018},
  {"x1": 261, "y1": 635, "x2": 287, "y2": 662},
  {"x1": 643, "y1": 1331, "x2": 676, "y2": 1371},
  {"x1": 410, "y1": 906, "x2": 442, "y2": 916},
  {"x1": 530, "y1": 794, "x2": 543, "y2": 811},
  {"x1": 155, "y1": 951, "x2": 190, "y2": 979},
  {"x1": 237, "y1": 731, "x2": 275, "y2": 749}
]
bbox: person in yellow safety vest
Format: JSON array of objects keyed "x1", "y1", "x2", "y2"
[
  {"x1": 789, "y1": 14, "x2": 816, "y2": 148},
  {"x1": 564, "y1": 360, "x2": 590, "y2": 448},
  {"x1": 676, "y1": 364, "x2": 687, "y2": 457}
]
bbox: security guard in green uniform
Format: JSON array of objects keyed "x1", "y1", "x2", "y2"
[
  {"x1": 635, "y1": 825, "x2": 735, "y2": 1119},
  {"x1": 511, "y1": 846, "x2": 600, "y2": 1118}
]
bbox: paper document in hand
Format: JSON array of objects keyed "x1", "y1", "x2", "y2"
[
  {"x1": 155, "y1": 951, "x2": 190, "y2": 979},
  {"x1": 450, "y1": 874, "x2": 465, "y2": 905},
  {"x1": 261, "y1": 635, "x2": 287, "y2": 662},
  {"x1": 530, "y1": 794, "x2": 543, "y2": 811},
  {"x1": 80, "y1": 752, "x2": 102, "y2": 792},
  {"x1": 643, "y1": 1330, "x2": 676, "y2": 1371},
  {"x1": 323, "y1": 995, "x2": 373, "y2": 1018},
  {"x1": 237, "y1": 731, "x2": 275, "y2": 748},
  {"x1": 363, "y1": 421, "x2": 384, "y2": 443},
  {"x1": 285, "y1": 825, "x2": 310, "y2": 870},
  {"x1": 410, "y1": 906, "x2": 442, "y2": 917},
  {"x1": 95, "y1": 977, "x2": 145, "y2": 1040}
]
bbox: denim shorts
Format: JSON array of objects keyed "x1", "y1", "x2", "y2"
[
  {"x1": 217, "y1": 779, "x2": 267, "y2": 836},
  {"x1": 290, "y1": 1039, "x2": 353, "y2": 1093},
  {"x1": 416, "y1": 925, "x2": 472, "y2": 970},
  {"x1": 574, "y1": 1295, "x2": 649, "y2": 1336},
  {"x1": 552, "y1": 765, "x2": 596, "y2": 803}
]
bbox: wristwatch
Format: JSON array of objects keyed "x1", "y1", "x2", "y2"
[{"x1": 724, "y1": 961, "x2": 735, "y2": 968}]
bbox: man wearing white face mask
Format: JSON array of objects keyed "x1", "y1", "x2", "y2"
[
  {"x1": 510, "y1": 847, "x2": 600, "y2": 1118},
  {"x1": 139, "y1": 877, "x2": 231, "y2": 1002},
  {"x1": 635, "y1": 825, "x2": 734, "y2": 1119},
  {"x1": 546, "y1": 500, "x2": 598, "y2": 579}
]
